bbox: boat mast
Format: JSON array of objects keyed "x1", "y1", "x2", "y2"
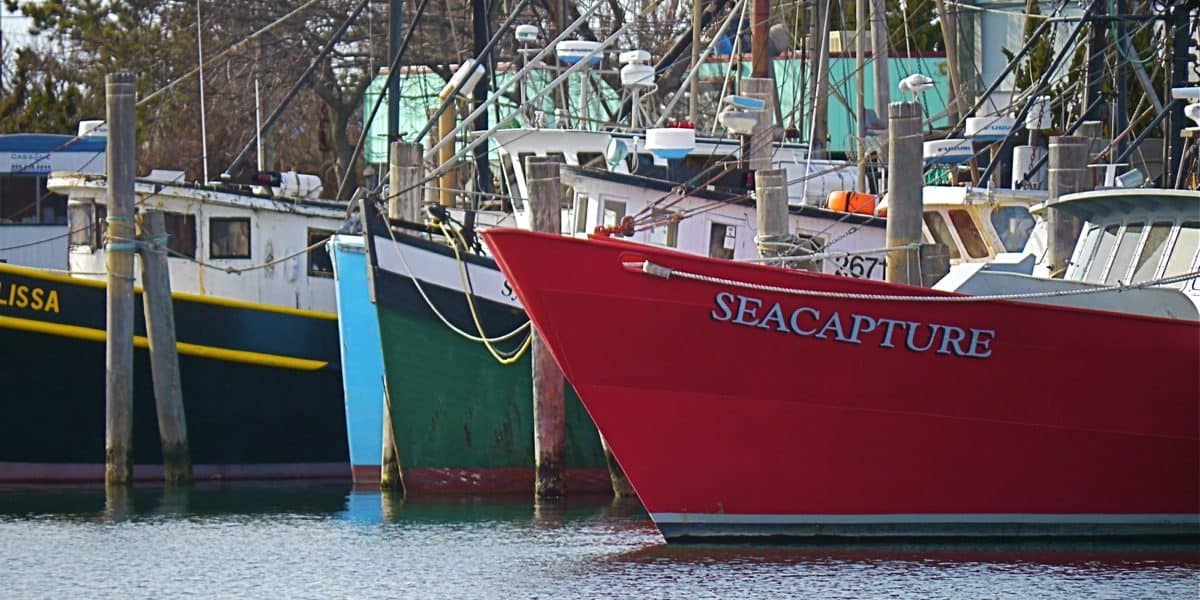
[
  {"x1": 472, "y1": 0, "x2": 494, "y2": 200},
  {"x1": 388, "y1": 0, "x2": 402, "y2": 144},
  {"x1": 808, "y1": 0, "x2": 830, "y2": 157},
  {"x1": 855, "y1": 0, "x2": 866, "y2": 191}
]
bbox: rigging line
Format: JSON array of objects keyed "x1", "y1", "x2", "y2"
[
  {"x1": 371, "y1": 199, "x2": 533, "y2": 346},
  {"x1": 139, "y1": 0, "x2": 320, "y2": 107},
  {"x1": 334, "y1": 0, "x2": 434, "y2": 202}
]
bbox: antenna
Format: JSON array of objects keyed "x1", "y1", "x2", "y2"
[
  {"x1": 196, "y1": 0, "x2": 210, "y2": 183},
  {"x1": 255, "y1": 79, "x2": 263, "y2": 171}
]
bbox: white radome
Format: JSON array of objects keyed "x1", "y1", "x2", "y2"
[{"x1": 1184, "y1": 103, "x2": 1200, "y2": 128}]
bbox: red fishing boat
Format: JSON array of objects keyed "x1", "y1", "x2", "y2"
[{"x1": 481, "y1": 189, "x2": 1200, "y2": 541}]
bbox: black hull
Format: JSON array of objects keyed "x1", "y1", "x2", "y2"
[{"x1": 0, "y1": 263, "x2": 348, "y2": 482}]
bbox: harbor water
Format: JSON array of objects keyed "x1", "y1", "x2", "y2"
[{"x1": 0, "y1": 483, "x2": 1196, "y2": 598}]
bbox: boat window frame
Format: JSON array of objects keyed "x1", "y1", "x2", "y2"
[
  {"x1": 706, "y1": 218, "x2": 738, "y2": 260},
  {"x1": 1130, "y1": 220, "x2": 1174, "y2": 283},
  {"x1": 209, "y1": 216, "x2": 252, "y2": 260},
  {"x1": 921, "y1": 210, "x2": 962, "y2": 260},
  {"x1": 1104, "y1": 221, "x2": 1145, "y2": 284},
  {"x1": 648, "y1": 208, "x2": 679, "y2": 248},
  {"x1": 573, "y1": 192, "x2": 591, "y2": 234},
  {"x1": 1067, "y1": 223, "x2": 1102, "y2": 281},
  {"x1": 1163, "y1": 220, "x2": 1200, "y2": 290},
  {"x1": 306, "y1": 227, "x2": 337, "y2": 278},
  {"x1": 1082, "y1": 222, "x2": 1122, "y2": 284},
  {"x1": 600, "y1": 195, "x2": 626, "y2": 229},
  {"x1": 162, "y1": 211, "x2": 197, "y2": 260},
  {"x1": 946, "y1": 209, "x2": 991, "y2": 259}
]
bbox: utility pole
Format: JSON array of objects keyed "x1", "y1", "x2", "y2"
[
  {"x1": 105, "y1": 72, "x2": 137, "y2": 487},
  {"x1": 934, "y1": 0, "x2": 963, "y2": 124},
  {"x1": 855, "y1": 0, "x2": 867, "y2": 191},
  {"x1": 809, "y1": 0, "x2": 830, "y2": 157},
  {"x1": 869, "y1": 0, "x2": 889, "y2": 160},
  {"x1": 745, "y1": 0, "x2": 774, "y2": 169},
  {"x1": 689, "y1": 0, "x2": 702, "y2": 125}
]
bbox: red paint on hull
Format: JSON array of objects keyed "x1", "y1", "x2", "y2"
[
  {"x1": 401, "y1": 467, "x2": 614, "y2": 495},
  {"x1": 482, "y1": 229, "x2": 1200, "y2": 537},
  {"x1": 0, "y1": 462, "x2": 351, "y2": 483}
]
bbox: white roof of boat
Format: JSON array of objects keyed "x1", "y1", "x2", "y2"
[{"x1": 1041, "y1": 188, "x2": 1200, "y2": 220}]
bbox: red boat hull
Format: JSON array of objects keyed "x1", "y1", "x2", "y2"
[{"x1": 482, "y1": 229, "x2": 1200, "y2": 540}]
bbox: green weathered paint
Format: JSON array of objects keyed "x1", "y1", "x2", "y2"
[{"x1": 376, "y1": 304, "x2": 607, "y2": 472}]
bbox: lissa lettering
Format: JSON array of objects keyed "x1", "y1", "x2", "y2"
[
  {"x1": 710, "y1": 291, "x2": 994, "y2": 359},
  {"x1": 0, "y1": 279, "x2": 62, "y2": 313}
]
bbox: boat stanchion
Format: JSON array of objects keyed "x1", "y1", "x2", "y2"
[
  {"x1": 1047, "y1": 136, "x2": 1091, "y2": 277},
  {"x1": 105, "y1": 71, "x2": 137, "y2": 487},
  {"x1": 527, "y1": 157, "x2": 567, "y2": 500},
  {"x1": 885, "y1": 101, "x2": 925, "y2": 286},
  {"x1": 137, "y1": 209, "x2": 191, "y2": 485}
]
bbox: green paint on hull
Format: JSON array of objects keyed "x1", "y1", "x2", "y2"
[{"x1": 376, "y1": 304, "x2": 607, "y2": 471}]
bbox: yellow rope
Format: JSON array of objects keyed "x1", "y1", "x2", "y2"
[{"x1": 434, "y1": 219, "x2": 532, "y2": 365}]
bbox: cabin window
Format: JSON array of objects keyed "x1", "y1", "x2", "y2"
[
  {"x1": 1068, "y1": 224, "x2": 1101, "y2": 280},
  {"x1": 163, "y1": 212, "x2": 197, "y2": 259},
  {"x1": 947, "y1": 210, "x2": 989, "y2": 259},
  {"x1": 67, "y1": 202, "x2": 95, "y2": 248},
  {"x1": 578, "y1": 152, "x2": 605, "y2": 169},
  {"x1": 793, "y1": 233, "x2": 826, "y2": 273},
  {"x1": 602, "y1": 199, "x2": 626, "y2": 228},
  {"x1": 648, "y1": 209, "x2": 678, "y2": 248},
  {"x1": 516, "y1": 152, "x2": 536, "y2": 171},
  {"x1": 708, "y1": 222, "x2": 736, "y2": 259},
  {"x1": 1082, "y1": 224, "x2": 1120, "y2": 284},
  {"x1": 307, "y1": 228, "x2": 335, "y2": 278},
  {"x1": 0, "y1": 175, "x2": 37, "y2": 223},
  {"x1": 989, "y1": 206, "x2": 1036, "y2": 252},
  {"x1": 1164, "y1": 221, "x2": 1200, "y2": 288},
  {"x1": 1105, "y1": 222, "x2": 1144, "y2": 284},
  {"x1": 573, "y1": 193, "x2": 590, "y2": 233},
  {"x1": 922, "y1": 212, "x2": 961, "y2": 260},
  {"x1": 1131, "y1": 222, "x2": 1172, "y2": 282},
  {"x1": 210, "y1": 217, "x2": 251, "y2": 259}
]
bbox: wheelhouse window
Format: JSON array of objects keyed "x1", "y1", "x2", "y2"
[
  {"x1": 989, "y1": 206, "x2": 1036, "y2": 252},
  {"x1": 1104, "y1": 223, "x2": 1144, "y2": 284},
  {"x1": 307, "y1": 228, "x2": 335, "y2": 278},
  {"x1": 163, "y1": 212, "x2": 197, "y2": 259},
  {"x1": 602, "y1": 198, "x2": 626, "y2": 228},
  {"x1": 1164, "y1": 221, "x2": 1200, "y2": 288},
  {"x1": 947, "y1": 210, "x2": 989, "y2": 259},
  {"x1": 708, "y1": 222, "x2": 736, "y2": 259},
  {"x1": 210, "y1": 217, "x2": 251, "y2": 259},
  {"x1": 1082, "y1": 224, "x2": 1120, "y2": 284},
  {"x1": 573, "y1": 193, "x2": 590, "y2": 233},
  {"x1": 648, "y1": 209, "x2": 679, "y2": 248},
  {"x1": 922, "y1": 212, "x2": 961, "y2": 260},
  {"x1": 577, "y1": 152, "x2": 605, "y2": 169},
  {"x1": 1131, "y1": 222, "x2": 1172, "y2": 282},
  {"x1": 67, "y1": 202, "x2": 96, "y2": 248},
  {"x1": 1068, "y1": 224, "x2": 1101, "y2": 280},
  {"x1": 0, "y1": 174, "x2": 37, "y2": 223}
]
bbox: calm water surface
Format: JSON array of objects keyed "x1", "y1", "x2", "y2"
[{"x1": 0, "y1": 483, "x2": 1195, "y2": 598}]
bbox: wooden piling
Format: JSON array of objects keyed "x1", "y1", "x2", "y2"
[
  {"x1": 1047, "y1": 136, "x2": 1091, "y2": 277},
  {"x1": 755, "y1": 168, "x2": 789, "y2": 260},
  {"x1": 388, "y1": 141, "x2": 423, "y2": 223},
  {"x1": 526, "y1": 157, "x2": 566, "y2": 499},
  {"x1": 105, "y1": 71, "x2": 137, "y2": 487},
  {"x1": 380, "y1": 380, "x2": 402, "y2": 491},
  {"x1": 600, "y1": 434, "x2": 635, "y2": 497},
  {"x1": 885, "y1": 101, "x2": 924, "y2": 286},
  {"x1": 137, "y1": 209, "x2": 191, "y2": 484}
]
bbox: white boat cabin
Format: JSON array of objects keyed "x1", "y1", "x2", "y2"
[{"x1": 49, "y1": 171, "x2": 348, "y2": 313}]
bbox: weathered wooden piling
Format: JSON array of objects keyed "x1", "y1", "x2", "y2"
[
  {"x1": 388, "y1": 141, "x2": 422, "y2": 222},
  {"x1": 885, "y1": 101, "x2": 924, "y2": 286},
  {"x1": 137, "y1": 209, "x2": 191, "y2": 484},
  {"x1": 526, "y1": 157, "x2": 566, "y2": 499},
  {"x1": 755, "y1": 168, "x2": 789, "y2": 261},
  {"x1": 1046, "y1": 136, "x2": 1091, "y2": 277},
  {"x1": 600, "y1": 435, "x2": 635, "y2": 497},
  {"x1": 380, "y1": 381, "x2": 402, "y2": 491},
  {"x1": 105, "y1": 71, "x2": 137, "y2": 487}
]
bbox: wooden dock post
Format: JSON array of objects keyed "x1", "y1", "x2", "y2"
[
  {"x1": 741, "y1": 78, "x2": 775, "y2": 171},
  {"x1": 526, "y1": 157, "x2": 566, "y2": 499},
  {"x1": 885, "y1": 101, "x2": 924, "y2": 286},
  {"x1": 388, "y1": 141, "x2": 422, "y2": 223},
  {"x1": 755, "y1": 168, "x2": 789, "y2": 260},
  {"x1": 105, "y1": 71, "x2": 137, "y2": 487},
  {"x1": 1046, "y1": 136, "x2": 1090, "y2": 277},
  {"x1": 380, "y1": 380, "x2": 402, "y2": 491},
  {"x1": 137, "y1": 209, "x2": 191, "y2": 484}
]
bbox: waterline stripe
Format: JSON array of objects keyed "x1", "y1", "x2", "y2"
[
  {"x1": 0, "y1": 314, "x2": 328, "y2": 371},
  {"x1": 650, "y1": 512, "x2": 1200, "y2": 525}
]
